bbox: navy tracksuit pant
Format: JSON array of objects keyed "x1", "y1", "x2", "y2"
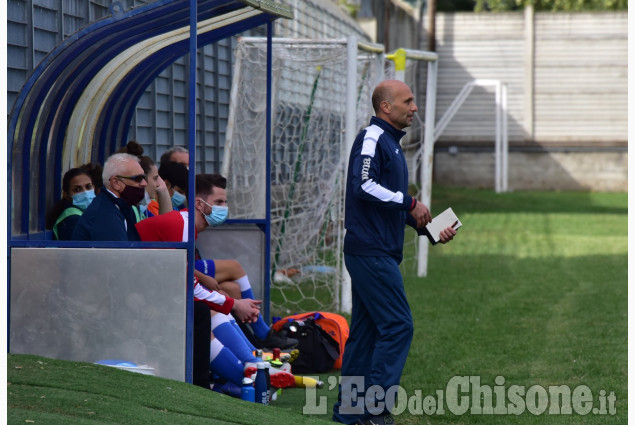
[{"x1": 333, "y1": 254, "x2": 414, "y2": 424}]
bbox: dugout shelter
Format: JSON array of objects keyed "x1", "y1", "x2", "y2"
[{"x1": 7, "y1": 0, "x2": 293, "y2": 382}]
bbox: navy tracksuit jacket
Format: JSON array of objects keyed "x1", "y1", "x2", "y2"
[
  {"x1": 334, "y1": 116, "x2": 419, "y2": 424},
  {"x1": 343, "y1": 116, "x2": 419, "y2": 263}
]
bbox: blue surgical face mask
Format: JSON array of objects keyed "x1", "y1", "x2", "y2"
[
  {"x1": 199, "y1": 199, "x2": 228, "y2": 227},
  {"x1": 138, "y1": 191, "x2": 151, "y2": 208},
  {"x1": 138, "y1": 191, "x2": 151, "y2": 217},
  {"x1": 171, "y1": 191, "x2": 186, "y2": 209},
  {"x1": 207, "y1": 205, "x2": 229, "y2": 226},
  {"x1": 72, "y1": 189, "x2": 96, "y2": 209}
]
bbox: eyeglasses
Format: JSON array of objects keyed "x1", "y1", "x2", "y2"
[{"x1": 116, "y1": 174, "x2": 146, "y2": 183}]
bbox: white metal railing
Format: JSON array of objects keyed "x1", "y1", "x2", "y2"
[{"x1": 435, "y1": 79, "x2": 509, "y2": 193}]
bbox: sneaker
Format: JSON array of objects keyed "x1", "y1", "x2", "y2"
[
  {"x1": 268, "y1": 369, "x2": 296, "y2": 388},
  {"x1": 243, "y1": 364, "x2": 296, "y2": 388},
  {"x1": 257, "y1": 329, "x2": 299, "y2": 350},
  {"x1": 211, "y1": 380, "x2": 242, "y2": 398},
  {"x1": 282, "y1": 348, "x2": 300, "y2": 363},
  {"x1": 356, "y1": 414, "x2": 395, "y2": 425},
  {"x1": 261, "y1": 348, "x2": 300, "y2": 365},
  {"x1": 237, "y1": 322, "x2": 298, "y2": 350},
  {"x1": 244, "y1": 361, "x2": 291, "y2": 375}
]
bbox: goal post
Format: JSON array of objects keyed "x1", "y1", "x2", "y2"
[
  {"x1": 225, "y1": 39, "x2": 442, "y2": 314},
  {"x1": 223, "y1": 37, "x2": 384, "y2": 316},
  {"x1": 385, "y1": 48, "x2": 439, "y2": 278}
]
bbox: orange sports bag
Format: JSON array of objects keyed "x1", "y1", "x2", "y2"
[{"x1": 272, "y1": 311, "x2": 349, "y2": 369}]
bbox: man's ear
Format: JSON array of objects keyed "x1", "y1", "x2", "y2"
[
  {"x1": 381, "y1": 100, "x2": 391, "y2": 114},
  {"x1": 109, "y1": 177, "x2": 121, "y2": 192}
]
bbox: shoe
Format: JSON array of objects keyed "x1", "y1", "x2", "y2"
[
  {"x1": 236, "y1": 320, "x2": 262, "y2": 347},
  {"x1": 356, "y1": 414, "x2": 395, "y2": 425},
  {"x1": 237, "y1": 321, "x2": 299, "y2": 350},
  {"x1": 257, "y1": 329, "x2": 299, "y2": 350},
  {"x1": 243, "y1": 364, "x2": 296, "y2": 388},
  {"x1": 244, "y1": 361, "x2": 291, "y2": 375},
  {"x1": 261, "y1": 348, "x2": 300, "y2": 365},
  {"x1": 237, "y1": 322, "x2": 298, "y2": 350},
  {"x1": 282, "y1": 348, "x2": 300, "y2": 363},
  {"x1": 270, "y1": 372, "x2": 295, "y2": 388},
  {"x1": 211, "y1": 380, "x2": 242, "y2": 398},
  {"x1": 269, "y1": 369, "x2": 296, "y2": 388}
]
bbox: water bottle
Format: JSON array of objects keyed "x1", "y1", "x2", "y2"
[
  {"x1": 255, "y1": 349, "x2": 263, "y2": 362},
  {"x1": 254, "y1": 362, "x2": 269, "y2": 405},
  {"x1": 241, "y1": 377, "x2": 255, "y2": 402},
  {"x1": 264, "y1": 363, "x2": 272, "y2": 403}
]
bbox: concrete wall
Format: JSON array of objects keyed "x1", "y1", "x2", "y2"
[
  {"x1": 426, "y1": 9, "x2": 627, "y2": 191},
  {"x1": 366, "y1": 3, "x2": 627, "y2": 191},
  {"x1": 434, "y1": 149, "x2": 627, "y2": 192}
]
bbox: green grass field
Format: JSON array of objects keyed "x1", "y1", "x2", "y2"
[{"x1": 7, "y1": 187, "x2": 627, "y2": 424}]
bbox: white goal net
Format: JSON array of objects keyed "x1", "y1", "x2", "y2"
[{"x1": 223, "y1": 37, "x2": 383, "y2": 316}]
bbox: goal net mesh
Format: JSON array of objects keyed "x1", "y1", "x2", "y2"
[{"x1": 224, "y1": 38, "x2": 382, "y2": 316}]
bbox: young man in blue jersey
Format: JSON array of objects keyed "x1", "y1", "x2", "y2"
[{"x1": 333, "y1": 80, "x2": 456, "y2": 425}]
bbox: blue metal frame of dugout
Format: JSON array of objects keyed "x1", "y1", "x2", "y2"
[{"x1": 7, "y1": 0, "x2": 291, "y2": 383}]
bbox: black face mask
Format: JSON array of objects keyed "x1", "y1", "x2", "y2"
[{"x1": 119, "y1": 184, "x2": 146, "y2": 206}]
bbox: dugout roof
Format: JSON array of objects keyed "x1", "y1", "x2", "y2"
[{"x1": 8, "y1": 0, "x2": 292, "y2": 238}]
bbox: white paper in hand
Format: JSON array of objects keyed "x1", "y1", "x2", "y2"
[{"x1": 423, "y1": 207, "x2": 462, "y2": 245}]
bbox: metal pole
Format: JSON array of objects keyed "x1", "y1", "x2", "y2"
[
  {"x1": 502, "y1": 83, "x2": 509, "y2": 192},
  {"x1": 434, "y1": 79, "x2": 508, "y2": 193},
  {"x1": 264, "y1": 22, "x2": 273, "y2": 323},
  {"x1": 417, "y1": 59, "x2": 438, "y2": 277},
  {"x1": 427, "y1": 0, "x2": 437, "y2": 52},
  {"x1": 386, "y1": 48, "x2": 439, "y2": 277},
  {"x1": 185, "y1": 0, "x2": 197, "y2": 384},
  {"x1": 495, "y1": 81, "x2": 502, "y2": 193},
  {"x1": 373, "y1": 51, "x2": 384, "y2": 88},
  {"x1": 340, "y1": 35, "x2": 358, "y2": 314}
]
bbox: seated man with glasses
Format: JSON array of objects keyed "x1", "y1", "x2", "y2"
[{"x1": 72, "y1": 153, "x2": 148, "y2": 241}]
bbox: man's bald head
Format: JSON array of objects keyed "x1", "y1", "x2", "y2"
[
  {"x1": 371, "y1": 80, "x2": 418, "y2": 130},
  {"x1": 372, "y1": 80, "x2": 406, "y2": 114}
]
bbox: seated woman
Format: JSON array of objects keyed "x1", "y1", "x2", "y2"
[
  {"x1": 46, "y1": 167, "x2": 96, "y2": 240},
  {"x1": 79, "y1": 162, "x2": 103, "y2": 195},
  {"x1": 158, "y1": 161, "x2": 189, "y2": 210}
]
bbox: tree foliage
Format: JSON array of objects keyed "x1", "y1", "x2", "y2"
[{"x1": 474, "y1": 0, "x2": 627, "y2": 11}]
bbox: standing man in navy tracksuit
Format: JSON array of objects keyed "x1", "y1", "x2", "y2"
[{"x1": 333, "y1": 80, "x2": 456, "y2": 425}]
